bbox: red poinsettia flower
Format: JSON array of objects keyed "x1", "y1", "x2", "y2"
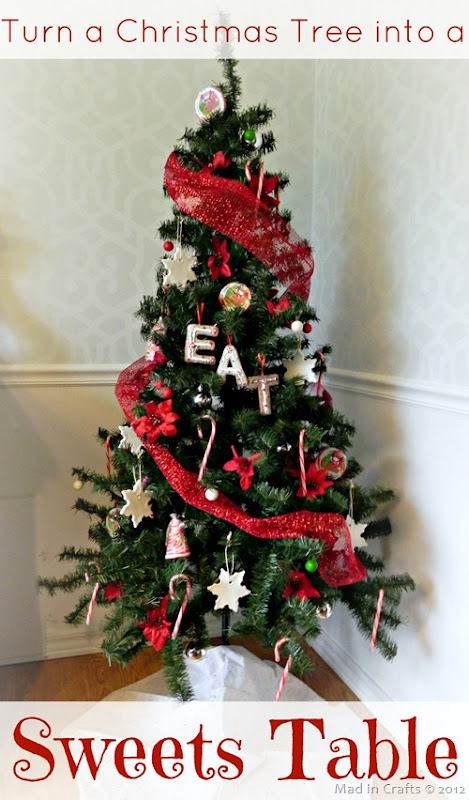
[
  {"x1": 134, "y1": 399, "x2": 180, "y2": 444},
  {"x1": 208, "y1": 236, "x2": 231, "y2": 280},
  {"x1": 200, "y1": 150, "x2": 232, "y2": 174},
  {"x1": 248, "y1": 172, "x2": 279, "y2": 208},
  {"x1": 283, "y1": 571, "x2": 321, "y2": 600},
  {"x1": 296, "y1": 463, "x2": 334, "y2": 499},
  {"x1": 103, "y1": 581, "x2": 123, "y2": 601},
  {"x1": 267, "y1": 297, "x2": 290, "y2": 315},
  {"x1": 223, "y1": 445, "x2": 260, "y2": 490},
  {"x1": 137, "y1": 596, "x2": 172, "y2": 651}
]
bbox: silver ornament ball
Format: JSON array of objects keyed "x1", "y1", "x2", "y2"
[
  {"x1": 194, "y1": 385, "x2": 212, "y2": 408},
  {"x1": 205, "y1": 487, "x2": 219, "y2": 501},
  {"x1": 185, "y1": 643, "x2": 207, "y2": 661},
  {"x1": 316, "y1": 602, "x2": 333, "y2": 620}
]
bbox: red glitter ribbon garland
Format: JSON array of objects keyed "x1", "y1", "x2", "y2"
[
  {"x1": 164, "y1": 152, "x2": 315, "y2": 300},
  {"x1": 116, "y1": 359, "x2": 366, "y2": 588}
]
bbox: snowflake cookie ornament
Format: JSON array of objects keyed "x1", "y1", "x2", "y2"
[
  {"x1": 346, "y1": 481, "x2": 368, "y2": 549},
  {"x1": 207, "y1": 532, "x2": 251, "y2": 612},
  {"x1": 121, "y1": 474, "x2": 153, "y2": 528},
  {"x1": 208, "y1": 568, "x2": 251, "y2": 613},
  {"x1": 346, "y1": 515, "x2": 368, "y2": 549},
  {"x1": 118, "y1": 425, "x2": 144, "y2": 457},
  {"x1": 162, "y1": 245, "x2": 198, "y2": 288},
  {"x1": 283, "y1": 350, "x2": 319, "y2": 385}
]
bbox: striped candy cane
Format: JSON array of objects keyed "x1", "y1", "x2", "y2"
[
  {"x1": 85, "y1": 565, "x2": 101, "y2": 626},
  {"x1": 197, "y1": 414, "x2": 217, "y2": 482},
  {"x1": 370, "y1": 588, "x2": 385, "y2": 651},
  {"x1": 169, "y1": 573, "x2": 192, "y2": 640},
  {"x1": 245, "y1": 161, "x2": 265, "y2": 200},
  {"x1": 274, "y1": 637, "x2": 293, "y2": 701},
  {"x1": 299, "y1": 428, "x2": 307, "y2": 497}
]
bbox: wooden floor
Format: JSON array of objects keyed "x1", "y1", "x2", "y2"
[{"x1": 0, "y1": 635, "x2": 356, "y2": 702}]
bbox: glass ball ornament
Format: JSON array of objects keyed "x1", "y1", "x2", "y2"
[
  {"x1": 205, "y1": 487, "x2": 219, "y2": 501},
  {"x1": 163, "y1": 240, "x2": 174, "y2": 252},
  {"x1": 106, "y1": 507, "x2": 121, "y2": 538},
  {"x1": 243, "y1": 129, "x2": 263, "y2": 149},
  {"x1": 316, "y1": 602, "x2": 332, "y2": 620},
  {"x1": 219, "y1": 282, "x2": 252, "y2": 312},
  {"x1": 73, "y1": 479, "x2": 83, "y2": 490},
  {"x1": 305, "y1": 558, "x2": 318, "y2": 573},
  {"x1": 185, "y1": 643, "x2": 207, "y2": 661},
  {"x1": 195, "y1": 86, "x2": 226, "y2": 120},
  {"x1": 315, "y1": 448, "x2": 347, "y2": 480}
]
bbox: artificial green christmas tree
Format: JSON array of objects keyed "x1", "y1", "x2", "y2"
[{"x1": 39, "y1": 61, "x2": 414, "y2": 700}]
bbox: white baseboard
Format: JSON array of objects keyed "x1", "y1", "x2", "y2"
[
  {"x1": 312, "y1": 630, "x2": 393, "y2": 702},
  {"x1": 45, "y1": 629, "x2": 103, "y2": 660}
]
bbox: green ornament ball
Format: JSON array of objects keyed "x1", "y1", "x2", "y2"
[
  {"x1": 305, "y1": 558, "x2": 318, "y2": 573},
  {"x1": 243, "y1": 129, "x2": 256, "y2": 143}
]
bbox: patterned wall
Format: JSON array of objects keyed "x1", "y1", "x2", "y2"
[
  {"x1": 311, "y1": 60, "x2": 469, "y2": 387},
  {"x1": 0, "y1": 60, "x2": 314, "y2": 367}
]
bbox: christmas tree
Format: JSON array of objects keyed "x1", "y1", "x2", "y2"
[{"x1": 39, "y1": 61, "x2": 414, "y2": 700}]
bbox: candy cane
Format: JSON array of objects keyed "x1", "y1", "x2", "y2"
[
  {"x1": 105, "y1": 435, "x2": 112, "y2": 477},
  {"x1": 299, "y1": 428, "x2": 307, "y2": 497},
  {"x1": 370, "y1": 588, "x2": 385, "y2": 651},
  {"x1": 85, "y1": 564, "x2": 101, "y2": 626},
  {"x1": 257, "y1": 163, "x2": 265, "y2": 200},
  {"x1": 245, "y1": 161, "x2": 265, "y2": 200},
  {"x1": 197, "y1": 414, "x2": 217, "y2": 482},
  {"x1": 274, "y1": 637, "x2": 293, "y2": 701},
  {"x1": 169, "y1": 573, "x2": 192, "y2": 640}
]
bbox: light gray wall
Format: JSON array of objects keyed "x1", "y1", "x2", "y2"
[{"x1": 310, "y1": 60, "x2": 469, "y2": 701}]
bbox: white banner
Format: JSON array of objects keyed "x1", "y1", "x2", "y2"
[
  {"x1": 1, "y1": 702, "x2": 468, "y2": 799},
  {"x1": 0, "y1": 0, "x2": 468, "y2": 58}
]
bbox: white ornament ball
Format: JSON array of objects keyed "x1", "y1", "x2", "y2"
[
  {"x1": 73, "y1": 479, "x2": 84, "y2": 490},
  {"x1": 205, "y1": 487, "x2": 219, "y2": 501},
  {"x1": 291, "y1": 320, "x2": 304, "y2": 334}
]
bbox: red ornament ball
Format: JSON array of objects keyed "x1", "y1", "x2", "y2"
[
  {"x1": 154, "y1": 381, "x2": 164, "y2": 390},
  {"x1": 162, "y1": 387, "x2": 173, "y2": 399},
  {"x1": 163, "y1": 241, "x2": 174, "y2": 252},
  {"x1": 303, "y1": 322, "x2": 313, "y2": 334}
]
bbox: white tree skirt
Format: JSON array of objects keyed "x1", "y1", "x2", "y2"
[{"x1": 106, "y1": 645, "x2": 321, "y2": 702}]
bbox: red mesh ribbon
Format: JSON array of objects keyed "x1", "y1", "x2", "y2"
[
  {"x1": 116, "y1": 359, "x2": 366, "y2": 588},
  {"x1": 164, "y1": 152, "x2": 314, "y2": 300}
]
